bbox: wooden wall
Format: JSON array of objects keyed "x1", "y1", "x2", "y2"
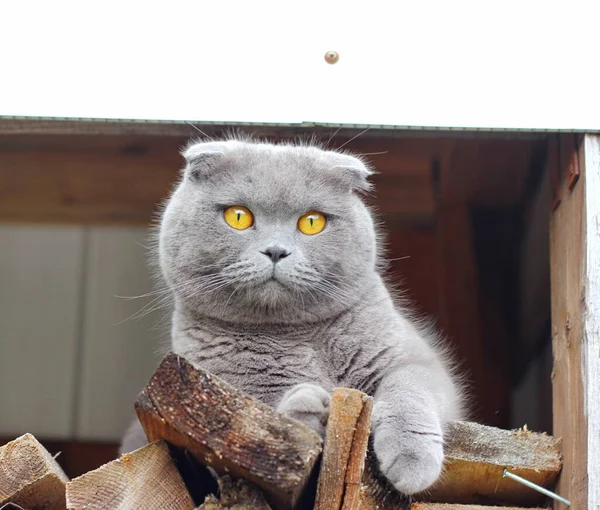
[{"x1": 0, "y1": 121, "x2": 547, "y2": 475}]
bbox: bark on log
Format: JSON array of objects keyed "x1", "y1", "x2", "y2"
[
  {"x1": 65, "y1": 440, "x2": 194, "y2": 510},
  {"x1": 135, "y1": 353, "x2": 322, "y2": 510},
  {"x1": 0, "y1": 433, "x2": 68, "y2": 510}
]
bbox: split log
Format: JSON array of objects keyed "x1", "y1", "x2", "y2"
[
  {"x1": 315, "y1": 388, "x2": 373, "y2": 510},
  {"x1": 427, "y1": 422, "x2": 561, "y2": 506},
  {"x1": 199, "y1": 476, "x2": 272, "y2": 510},
  {"x1": 135, "y1": 353, "x2": 322, "y2": 510},
  {"x1": 0, "y1": 433, "x2": 68, "y2": 510},
  {"x1": 411, "y1": 505, "x2": 549, "y2": 510},
  {"x1": 66, "y1": 440, "x2": 194, "y2": 510}
]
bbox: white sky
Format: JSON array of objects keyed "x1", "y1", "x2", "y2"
[{"x1": 1, "y1": 0, "x2": 599, "y2": 129}]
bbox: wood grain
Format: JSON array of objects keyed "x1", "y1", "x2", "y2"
[
  {"x1": 135, "y1": 353, "x2": 322, "y2": 510},
  {"x1": 550, "y1": 134, "x2": 590, "y2": 508},
  {"x1": 0, "y1": 433, "x2": 69, "y2": 510},
  {"x1": 550, "y1": 134, "x2": 600, "y2": 509},
  {"x1": 411, "y1": 505, "x2": 549, "y2": 510},
  {"x1": 581, "y1": 134, "x2": 600, "y2": 510},
  {"x1": 66, "y1": 440, "x2": 194, "y2": 510},
  {"x1": 0, "y1": 131, "x2": 536, "y2": 225},
  {"x1": 427, "y1": 422, "x2": 561, "y2": 506},
  {"x1": 314, "y1": 388, "x2": 373, "y2": 510}
]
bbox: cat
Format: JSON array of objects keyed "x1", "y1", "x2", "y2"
[{"x1": 120, "y1": 138, "x2": 465, "y2": 496}]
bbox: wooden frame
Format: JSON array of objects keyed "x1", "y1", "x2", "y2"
[{"x1": 550, "y1": 134, "x2": 600, "y2": 509}]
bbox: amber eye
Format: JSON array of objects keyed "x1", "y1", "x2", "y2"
[
  {"x1": 298, "y1": 211, "x2": 327, "y2": 235},
  {"x1": 224, "y1": 206, "x2": 254, "y2": 230}
]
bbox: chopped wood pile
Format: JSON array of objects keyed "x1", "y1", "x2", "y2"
[{"x1": 1, "y1": 353, "x2": 562, "y2": 510}]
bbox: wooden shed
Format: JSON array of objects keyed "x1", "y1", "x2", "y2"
[
  {"x1": 1, "y1": 2, "x2": 599, "y2": 507},
  {"x1": 1, "y1": 116, "x2": 598, "y2": 509}
]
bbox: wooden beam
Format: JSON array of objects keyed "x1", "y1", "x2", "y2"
[
  {"x1": 314, "y1": 388, "x2": 373, "y2": 510},
  {"x1": 428, "y1": 421, "x2": 561, "y2": 506},
  {"x1": 135, "y1": 353, "x2": 322, "y2": 510},
  {"x1": 550, "y1": 133, "x2": 600, "y2": 509},
  {"x1": 66, "y1": 440, "x2": 194, "y2": 509},
  {"x1": 0, "y1": 433, "x2": 69, "y2": 510}
]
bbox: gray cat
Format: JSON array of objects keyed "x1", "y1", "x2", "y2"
[{"x1": 121, "y1": 138, "x2": 465, "y2": 495}]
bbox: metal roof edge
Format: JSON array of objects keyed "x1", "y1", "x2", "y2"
[{"x1": 0, "y1": 115, "x2": 598, "y2": 136}]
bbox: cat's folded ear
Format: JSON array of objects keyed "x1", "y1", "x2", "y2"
[
  {"x1": 326, "y1": 152, "x2": 375, "y2": 192},
  {"x1": 181, "y1": 141, "x2": 230, "y2": 181}
]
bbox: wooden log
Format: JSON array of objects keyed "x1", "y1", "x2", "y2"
[
  {"x1": 135, "y1": 353, "x2": 322, "y2": 510},
  {"x1": 411, "y1": 505, "x2": 549, "y2": 510},
  {"x1": 65, "y1": 440, "x2": 195, "y2": 510},
  {"x1": 0, "y1": 433, "x2": 68, "y2": 510},
  {"x1": 315, "y1": 388, "x2": 373, "y2": 510},
  {"x1": 199, "y1": 476, "x2": 272, "y2": 510},
  {"x1": 427, "y1": 421, "x2": 561, "y2": 506}
]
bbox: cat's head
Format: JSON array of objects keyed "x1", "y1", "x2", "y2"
[{"x1": 159, "y1": 139, "x2": 379, "y2": 324}]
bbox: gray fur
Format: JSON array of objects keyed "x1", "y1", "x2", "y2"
[{"x1": 120, "y1": 139, "x2": 465, "y2": 495}]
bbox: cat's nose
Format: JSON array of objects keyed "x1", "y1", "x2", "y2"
[{"x1": 261, "y1": 247, "x2": 291, "y2": 263}]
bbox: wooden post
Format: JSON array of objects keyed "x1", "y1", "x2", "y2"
[
  {"x1": 66, "y1": 441, "x2": 195, "y2": 510},
  {"x1": 0, "y1": 433, "x2": 68, "y2": 510},
  {"x1": 550, "y1": 134, "x2": 600, "y2": 509},
  {"x1": 135, "y1": 353, "x2": 322, "y2": 510},
  {"x1": 314, "y1": 388, "x2": 373, "y2": 510}
]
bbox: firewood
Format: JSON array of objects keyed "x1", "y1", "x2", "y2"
[
  {"x1": 411, "y1": 505, "x2": 549, "y2": 510},
  {"x1": 135, "y1": 353, "x2": 322, "y2": 510},
  {"x1": 65, "y1": 440, "x2": 194, "y2": 510},
  {"x1": 427, "y1": 421, "x2": 562, "y2": 505},
  {"x1": 315, "y1": 388, "x2": 373, "y2": 510},
  {"x1": 198, "y1": 476, "x2": 272, "y2": 510},
  {"x1": 0, "y1": 433, "x2": 68, "y2": 510}
]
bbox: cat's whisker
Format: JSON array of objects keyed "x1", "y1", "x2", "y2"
[
  {"x1": 326, "y1": 127, "x2": 342, "y2": 147},
  {"x1": 187, "y1": 122, "x2": 214, "y2": 140},
  {"x1": 337, "y1": 128, "x2": 371, "y2": 150}
]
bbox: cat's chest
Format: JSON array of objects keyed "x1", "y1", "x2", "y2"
[{"x1": 180, "y1": 326, "x2": 331, "y2": 397}]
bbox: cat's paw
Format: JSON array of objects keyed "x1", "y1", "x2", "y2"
[
  {"x1": 372, "y1": 401, "x2": 444, "y2": 495},
  {"x1": 277, "y1": 383, "x2": 331, "y2": 437}
]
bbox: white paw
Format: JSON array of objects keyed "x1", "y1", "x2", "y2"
[
  {"x1": 372, "y1": 401, "x2": 444, "y2": 495},
  {"x1": 277, "y1": 383, "x2": 331, "y2": 437}
]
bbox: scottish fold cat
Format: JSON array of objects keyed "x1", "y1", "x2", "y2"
[{"x1": 121, "y1": 139, "x2": 464, "y2": 495}]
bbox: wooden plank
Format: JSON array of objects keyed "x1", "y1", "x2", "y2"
[
  {"x1": 550, "y1": 133, "x2": 600, "y2": 509},
  {"x1": 76, "y1": 227, "x2": 163, "y2": 441},
  {"x1": 314, "y1": 388, "x2": 373, "y2": 510},
  {"x1": 0, "y1": 133, "x2": 536, "y2": 225},
  {"x1": 0, "y1": 433, "x2": 69, "y2": 510},
  {"x1": 427, "y1": 422, "x2": 561, "y2": 506},
  {"x1": 135, "y1": 353, "x2": 322, "y2": 510},
  {"x1": 0, "y1": 146, "x2": 180, "y2": 224},
  {"x1": 66, "y1": 440, "x2": 194, "y2": 510},
  {"x1": 0, "y1": 226, "x2": 84, "y2": 438},
  {"x1": 550, "y1": 134, "x2": 588, "y2": 509},
  {"x1": 411, "y1": 505, "x2": 549, "y2": 510},
  {"x1": 581, "y1": 134, "x2": 600, "y2": 510}
]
